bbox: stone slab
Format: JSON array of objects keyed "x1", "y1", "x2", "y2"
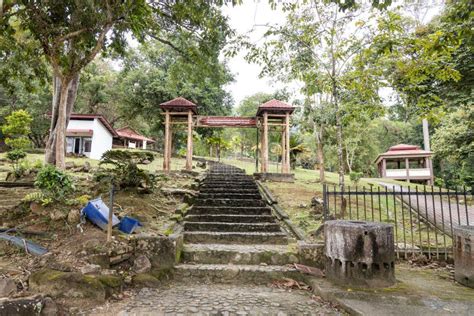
[{"x1": 308, "y1": 263, "x2": 474, "y2": 315}]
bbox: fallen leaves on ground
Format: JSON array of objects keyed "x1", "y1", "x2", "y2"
[{"x1": 271, "y1": 278, "x2": 311, "y2": 291}]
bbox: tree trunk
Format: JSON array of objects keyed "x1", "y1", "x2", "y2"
[
  {"x1": 45, "y1": 74, "x2": 80, "y2": 167},
  {"x1": 315, "y1": 122, "x2": 325, "y2": 182}
]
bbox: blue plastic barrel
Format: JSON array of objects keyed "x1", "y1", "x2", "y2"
[
  {"x1": 81, "y1": 198, "x2": 120, "y2": 230},
  {"x1": 118, "y1": 216, "x2": 143, "y2": 234}
]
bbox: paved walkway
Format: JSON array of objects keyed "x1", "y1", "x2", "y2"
[
  {"x1": 86, "y1": 283, "x2": 344, "y2": 315},
  {"x1": 378, "y1": 183, "x2": 473, "y2": 236}
]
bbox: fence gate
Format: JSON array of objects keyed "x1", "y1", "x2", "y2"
[{"x1": 322, "y1": 184, "x2": 473, "y2": 260}]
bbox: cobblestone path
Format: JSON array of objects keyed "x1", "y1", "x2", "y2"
[{"x1": 87, "y1": 283, "x2": 343, "y2": 316}]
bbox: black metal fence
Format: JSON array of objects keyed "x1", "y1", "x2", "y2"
[{"x1": 322, "y1": 184, "x2": 473, "y2": 260}]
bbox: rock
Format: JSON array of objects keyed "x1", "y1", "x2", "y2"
[
  {"x1": 0, "y1": 278, "x2": 16, "y2": 297},
  {"x1": 142, "y1": 159, "x2": 151, "y2": 165},
  {"x1": 160, "y1": 187, "x2": 197, "y2": 196},
  {"x1": 65, "y1": 161, "x2": 75, "y2": 170},
  {"x1": 80, "y1": 264, "x2": 101, "y2": 275},
  {"x1": 133, "y1": 255, "x2": 151, "y2": 274},
  {"x1": 30, "y1": 202, "x2": 45, "y2": 214},
  {"x1": 311, "y1": 196, "x2": 324, "y2": 214},
  {"x1": 0, "y1": 295, "x2": 46, "y2": 316},
  {"x1": 197, "y1": 161, "x2": 206, "y2": 169},
  {"x1": 132, "y1": 273, "x2": 161, "y2": 288},
  {"x1": 67, "y1": 209, "x2": 81, "y2": 224},
  {"x1": 298, "y1": 203, "x2": 308, "y2": 208},
  {"x1": 175, "y1": 203, "x2": 189, "y2": 215},
  {"x1": 41, "y1": 297, "x2": 59, "y2": 316},
  {"x1": 82, "y1": 161, "x2": 91, "y2": 172},
  {"x1": 50, "y1": 210, "x2": 67, "y2": 221},
  {"x1": 29, "y1": 269, "x2": 106, "y2": 301}
]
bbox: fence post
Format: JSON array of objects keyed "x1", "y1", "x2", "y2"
[{"x1": 323, "y1": 184, "x2": 329, "y2": 221}]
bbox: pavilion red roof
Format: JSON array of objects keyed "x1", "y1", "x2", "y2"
[
  {"x1": 116, "y1": 127, "x2": 155, "y2": 143},
  {"x1": 375, "y1": 144, "x2": 432, "y2": 164},
  {"x1": 159, "y1": 97, "x2": 198, "y2": 114},
  {"x1": 256, "y1": 99, "x2": 295, "y2": 116},
  {"x1": 198, "y1": 116, "x2": 257, "y2": 128}
]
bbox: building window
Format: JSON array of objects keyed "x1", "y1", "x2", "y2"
[{"x1": 83, "y1": 138, "x2": 92, "y2": 153}]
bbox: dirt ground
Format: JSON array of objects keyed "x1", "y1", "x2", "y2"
[{"x1": 0, "y1": 159, "x2": 201, "y2": 305}]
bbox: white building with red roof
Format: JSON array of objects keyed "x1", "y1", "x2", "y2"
[
  {"x1": 114, "y1": 127, "x2": 155, "y2": 150},
  {"x1": 66, "y1": 114, "x2": 118, "y2": 160}
]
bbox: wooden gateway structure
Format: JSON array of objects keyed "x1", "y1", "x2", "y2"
[
  {"x1": 159, "y1": 97, "x2": 294, "y2": 178},
  {"x1": 375, "y1": 144, "x2": 434, "y2": 185}
]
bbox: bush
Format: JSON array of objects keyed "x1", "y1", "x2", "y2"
[
  {"x1": 6, "y1": 149, "x2": 28, "y2": 179},
  {"x1": 350, "y1": 171, "x2": 364, "y2": 184},
  {"x1": 35, "y1": 164, "x2": 74, "y2": 201},
  {"x1": 97, "y1": 150, "x2": 156, "y2": 191}
]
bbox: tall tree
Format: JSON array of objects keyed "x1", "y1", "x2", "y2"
[
  {"x1": 2, "y1": 1, "x2": 232, "y2": 168},
  {"x1": 241, "y1": 2, "x2": 381, "y2": 187}
]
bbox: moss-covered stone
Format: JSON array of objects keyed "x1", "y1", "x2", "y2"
[
  {"x1": 29, "y1": 269, "x2": 106, "y2": 301},
  {"x1": 132, "y1": 273, "x2": 161, "y2": 288}
]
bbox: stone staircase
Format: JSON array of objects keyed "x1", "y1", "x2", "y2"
[
  {"x1": 175, "y1": 163, "x2": 300, "y2": 284},
  {"x1": 0, "y1": 187, "x2": 34, "y2": 214}
]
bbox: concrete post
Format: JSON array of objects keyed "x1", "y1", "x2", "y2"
[{"x1": 185, "y1": 110, "x2": 193, "y2": 171}]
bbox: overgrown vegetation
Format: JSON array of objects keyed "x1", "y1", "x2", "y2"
[
  {"x1": 96, "y1": 150, "x2": 157, "y2": 192},
  {"x1": 35, "y1": 164, "x2": 75, "y2": 202}
]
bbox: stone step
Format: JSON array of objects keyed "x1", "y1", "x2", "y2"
[
  {"x1": 205, "y1": 174, "x2": 252, "y2": 179},
  {"x1": 200, "y1": 184, "x2": 259, "y2": 190},
  {"x1": 202, "y1": 180, "x2": 256, "y2": 184},
  {"x1": 184, "y1": 214, "x2": 275, "y2": 223},
  {"x1": 199, "y1": 188, "x2": 260, "y2": 194},
  {"x1": 183, "y1": 222, "x2": 281, "y2": 233},
  {"x1": 183, "y1": 231, "x2": 288, "y2": 245},
  {"x1": 188, "y1": 206, "x2": 272, "y2": 216},
  {"x1": 197, "y1": 193, "x2": 262, "y2": 200},
  {"x1": 182, "y1": 244, "x2": 299, "y2": 265},
  {"x1": 174, "y1": 264, "x2": 301, "y2": 284},
  {"x1": 194, "y1": 199, "x2": 266, "y2": 207}
]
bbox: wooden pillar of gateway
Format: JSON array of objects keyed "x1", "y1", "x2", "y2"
[
  {"x1": 159, "y1": 97, "x2": 198, "y2": 173},
  {"x1": 256, "y1": 99, "x2": 295, "y2": 175},
  {"x1": 163, "y1": 110, "x2": 171, "y2": 171},
  {"x1": 185, "y1": 110, "x2": 193, "y2": 171},
  {"x1": 261, "y1": 112, "x2": 269, "y2": 173},
  {"x1": 283, "y1": 112, "x2": 290, "y2": 173}
]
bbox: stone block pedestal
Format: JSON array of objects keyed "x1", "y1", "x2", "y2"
[
  {"x1": 454, "y1": 225, "x2": 474, "y2": 288},
  {"x1": 324, "y1": 220, "x2": 395, "y2": 288}
]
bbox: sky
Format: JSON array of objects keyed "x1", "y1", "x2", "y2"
[
  {"x1": 221, "y1": 1, "x2": 286, "y2": 107},
  {"x1": 220, "y1": 1, "x2": 443, "y2": 108}
]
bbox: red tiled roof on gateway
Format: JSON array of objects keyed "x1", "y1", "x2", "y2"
[{"x1": 257, "y1": 99, "x2": 294, "y2": 115}]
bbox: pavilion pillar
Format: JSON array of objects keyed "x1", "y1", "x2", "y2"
[
  {"x1": 281, "y1": 128, "x2": 286, "y2": 173},
  {"x1": 163, "y1": 110, "x2": 170, "y2": 172},
  {"x1": 262, "y1": 112, "x2": 269, "y2": 173},
  {"x1": 382, "y1": 159, "x2": 386, "y2": 177},
  {"x1": 168, "y1": 128, "x2": 173, "y2": 168},
  {"x1": 185, "y1": 110, "x2": 193, "y2": 171},
  {"x1": 283, "y1": 112, "x2": 290, "y2": 173},
  {"x1": 405, "y1": 158, "x2": 410, "y2": 183}
]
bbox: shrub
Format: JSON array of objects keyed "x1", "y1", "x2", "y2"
[
  {"x1": 350, "y1": 171, "x2": 364, "y2": 184},
  {"x1": 6, "y1": 149, "x2": 28, "y2": 179},
  {"x1": 1, "y1": 109, "x2": 33, "y2": 150},
  {"x1": 35, "y1": 164, "x2": 74, "y2": 201},
  {"x1": 97, "y1": 150, "x2": 156, "y2": 191}
]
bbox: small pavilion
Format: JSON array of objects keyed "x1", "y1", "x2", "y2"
[
  {"x1": 159, "y1": 97, "x2": 294, "y2": 179},
  {"x1": 375, "y1": 144, "x2": 434, "y2": 185}
]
